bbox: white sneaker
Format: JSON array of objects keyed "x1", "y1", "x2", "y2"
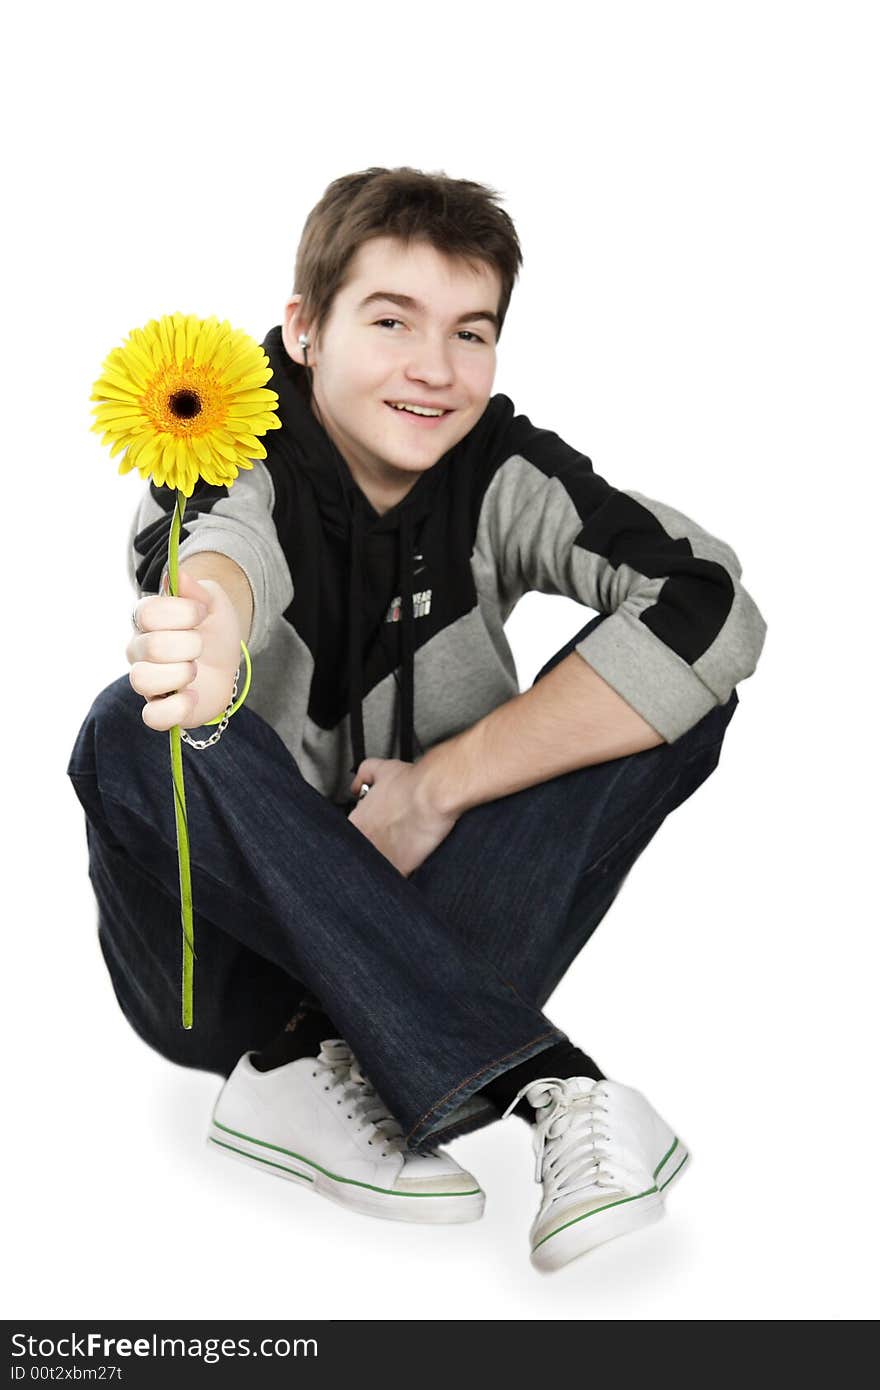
[
  {"x1": 208, "y1": 1039, "x2": 485, "y2": 1224},
  {"x1": 504, "y1": 1075, "x2": 689, "y2": 1271}
]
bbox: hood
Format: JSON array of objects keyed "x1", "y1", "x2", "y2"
[{"x1": 260, "y1": 323, "x2": 465, "y2": 780}]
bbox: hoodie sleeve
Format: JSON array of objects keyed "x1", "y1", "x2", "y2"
[
  {"x1": 127, "y1": 460, "x2": 294, "y2": 658},
  {"x1": 475, "y1": 416, "x2": 768, "y2": 742}
]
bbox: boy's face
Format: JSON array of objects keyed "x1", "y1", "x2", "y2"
[{"x1": 282, "y1": 235, "x2": 502, "y2": 512}]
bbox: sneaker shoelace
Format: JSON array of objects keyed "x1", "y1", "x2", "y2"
[
  {"x1": 506, "y1": 1076, "x2": 621, "y2": 1194},
  {"x1": 314, "y1": 1039, "x2": 407, "y2": 1158}
]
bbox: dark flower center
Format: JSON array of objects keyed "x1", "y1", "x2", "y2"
[{"x1": 168, "y1": 389, "x2": 202, "y2": 419}]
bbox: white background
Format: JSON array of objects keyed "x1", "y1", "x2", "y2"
[{"x1": 4, "y1": 0, "x2": 877, "y2": 1322}]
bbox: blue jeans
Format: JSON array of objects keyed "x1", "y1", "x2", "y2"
[{"x1": 66, "y1": 614, "x2": 738, "y2": 1151}]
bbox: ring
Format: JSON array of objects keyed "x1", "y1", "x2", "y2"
[
  {"x1": 131, "y1": 603, "x2": 142, "y2": 633},
  {"x1": 358, "y1": 783, "x2": 371, "y2": 799}
]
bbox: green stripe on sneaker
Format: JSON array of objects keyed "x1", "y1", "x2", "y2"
[
  {"x1": 659, "y1": 1151, "x2": 689, "y2": 1190},
  {"x1": 653, "y1": 1137, "x2": 680, "y2": 1179},
  {"x1": 210, "y1": 1121, "x2": 480, "y2": 1199},
  {"x1": 533, "y1": 1187, "x2": 658, "y2": 1251},
  {"x1": 209, "y1": 1137, "x2": 313, "y2": 1183}
]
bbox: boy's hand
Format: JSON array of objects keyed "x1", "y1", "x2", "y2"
[
  {"x1": 127, "y1": 567, "x2": 243, "y2": 733},
  {"x1": 347, "y1": 757, "x2": 459, "y2": 876}
]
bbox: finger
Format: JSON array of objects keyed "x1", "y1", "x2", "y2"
[
  {"x1": 141, "y1": 688, "x2": 199, "y2": 733},
  {"x1": 350, "y1": 758, "x2": 380, "y2": 794},
  {"x1": 126, "y1": 630, "x2": 203, "y2": 665},
  {"x1": 130, "y1": 660, "x2": 198, "y2": 699},
  {"x1": 136, "y1": 593, "x2": 209, "y2": 633}
]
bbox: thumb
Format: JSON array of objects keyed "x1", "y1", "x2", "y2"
[{"x1": 169, "y1": 565, "x2": 213, "y2": 608}]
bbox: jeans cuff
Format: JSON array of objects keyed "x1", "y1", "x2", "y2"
[{"x1": 404, "y1": 1027, "x2": 564, "y2": 1153}]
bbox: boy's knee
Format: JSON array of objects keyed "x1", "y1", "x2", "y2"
[
  {"x1": 92, "y1": 673, "x2": 144, "y2": 727},
  {"x1": 606, "y1": 688, "x2": 738, "y2": 816},
  {"x1": 675, "y1": 687, "x2": 739, "y2": 760},
  {"x1": 654, "y1": 689, "x2": 739, "y2": 807},
  {"x1": 67, "y1": 675, "x2": 145, "y2": 780}
]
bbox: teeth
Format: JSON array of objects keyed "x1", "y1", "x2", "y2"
[{"x1": 390, "y1": 402, "x2": 445, "y2": 416}]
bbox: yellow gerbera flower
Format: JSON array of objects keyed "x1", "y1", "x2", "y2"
[{"x1": 90, "y1": 312, "x2": 281, "y2": 496}]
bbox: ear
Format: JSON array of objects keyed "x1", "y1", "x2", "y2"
[{"x1": 281, "y1": 295, "x2": 313, "y2": 365}]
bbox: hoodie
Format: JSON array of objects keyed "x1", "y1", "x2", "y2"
[{"x1": 129, "y1": 324, "x2": 767, "y2": 808}]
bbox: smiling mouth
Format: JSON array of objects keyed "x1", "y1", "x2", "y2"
[{"x1": 384, "y1": 402, "x2": 454, "y2": 418}]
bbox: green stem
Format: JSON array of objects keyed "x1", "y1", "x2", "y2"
[{"x1": 168, "y1": 488, "x2": 196, "y2": 1029}]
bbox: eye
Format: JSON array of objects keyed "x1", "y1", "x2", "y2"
[{"x1": 373, "y1": 319, "x2": 487, "y2": 344}]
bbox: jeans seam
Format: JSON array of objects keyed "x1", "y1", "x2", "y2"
[
  {"x1": 404, "y1": 1027, "x2": 560, "y2": 1144},
  {"x1": 495, "y1": 973, "x2": 534, "y2": 1007}
]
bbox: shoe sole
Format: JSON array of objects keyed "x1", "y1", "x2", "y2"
[
  {"x1": 530, "y1": 1134, "x2": 690, "y2": 1272},
  {"x1": 206, "y1": 1119, "x2": 485, "y2": 1225}
]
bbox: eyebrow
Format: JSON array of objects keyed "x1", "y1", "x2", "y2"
[{"x1": 357, "y1": 291, "x2": 499, "y2": 334}]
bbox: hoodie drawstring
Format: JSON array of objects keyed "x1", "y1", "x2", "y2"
[
  {"x1": 347, "y1": 491, "x2": 366, "y2": 775},
  {"x1": 347, "y1": 492, "x2": 417, "y2": 776},
  {"x1": 398, "y1": 508, "x2": 415, "y2": 764}
]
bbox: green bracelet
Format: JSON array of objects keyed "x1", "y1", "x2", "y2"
[{"x1": 204, "y1": 640, "x2": 252, "y2": 725}]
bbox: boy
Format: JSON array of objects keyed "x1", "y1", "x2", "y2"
[{"x1": 67, "y1": 166, "x2": 767, "y2": 1271}]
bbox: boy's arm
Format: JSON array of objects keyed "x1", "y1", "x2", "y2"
[
  {"x1": 469, "y1": 421, "x2": 768, "y2": 746},
  {"x1": 168, "y1": 551, "x2": 254, "y2": 648},
  {"x1": 406, "y1": 420, "x2": 768, "y2": 815},
  {"x1": 415, "y1": 651, "x2": 662, "y2": 817},
  {"x1": 128, "y1": 460, "x2": 292, "y2": 656}
]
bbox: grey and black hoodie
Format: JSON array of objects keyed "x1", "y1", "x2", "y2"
[{"x1": 129, "y1": 324, "x2": 767, "y2": 807}]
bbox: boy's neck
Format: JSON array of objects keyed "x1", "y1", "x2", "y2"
[
  {"x1": 344, "y1": 460, "x2": 419, "y2": 517},
  {"x1": 306, "y1": 391, "x2": 421, "y2": 517}
]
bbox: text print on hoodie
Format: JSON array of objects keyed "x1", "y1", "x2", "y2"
[{"x1": 129, "y1": 324, "x2": 768, "y2": 809}]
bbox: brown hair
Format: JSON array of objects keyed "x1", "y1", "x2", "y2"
[{"x1": 293, "y1": 166, "x2": 523, "y2": 347}]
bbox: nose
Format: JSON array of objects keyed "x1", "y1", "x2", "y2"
[{"x1": 404, "y1": 332, "x2": 455, "y2": 387}]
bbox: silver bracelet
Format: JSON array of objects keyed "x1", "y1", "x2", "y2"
[{"x1": 180, "y1": 665, "x2": 241, "y2": 750}]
